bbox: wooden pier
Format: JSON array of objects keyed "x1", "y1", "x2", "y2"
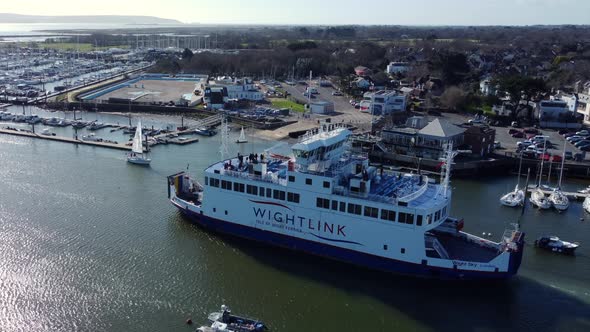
[
  {"x1": 0, "y1": 128, "x2": 132, "y2": 151},
  {"x1": 526, "y1": 186, "x2": 589, "y2": 200}
]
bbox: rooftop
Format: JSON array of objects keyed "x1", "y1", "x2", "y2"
[{"x1": 418, "y1": 118, "x2": 466, "y2": 138}]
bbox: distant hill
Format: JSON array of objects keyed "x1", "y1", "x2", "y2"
[{"x1": 0, "y1": 13, "x2": 182, "y2": 25}]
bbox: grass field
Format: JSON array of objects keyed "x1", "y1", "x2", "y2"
[{"x1": 270, "y1": 98, "x2": 306, "y2": 113}]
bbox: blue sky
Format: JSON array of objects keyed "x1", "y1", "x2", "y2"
[{"x1": 2, "y1": 0, "x2": 590, "y2": 25}]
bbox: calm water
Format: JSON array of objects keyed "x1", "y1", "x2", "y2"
[{"x1": 1, "y1": 107, "x2": 590, "y2": 331}]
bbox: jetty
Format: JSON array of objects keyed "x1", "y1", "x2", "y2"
[
  {"x1": 526, "y1": 186, "x2": 589, "y2": 200},
  {"x1": 0, "y1": 128, "x2": 132, "y2": 151}
]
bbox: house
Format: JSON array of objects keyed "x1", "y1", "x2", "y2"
[
  {"x1": 460, "y1": 124, "x2": 496, "y2": 157},
  {"x1": 353, "y1": 77, "x2": 371, "y2": 89},
  {"x1": 537, "y1": 98, "x2": 582, "y2": 129},
  {"x1": 354, "y1": 66, "x2": 372, "y2": 77},
  {"x1": 203, "y1": 86, "x2": 228, "y2": 110},
  {"x1": 208, "y1": 77, "x2": 263, "y2": 101},
  {"x1": 577, "y1": 92, "x2": 590, "y2": 125},
  {"x1": 359, "y1": 90, "x2": 407, "y2": 115},
  {"x1": 479, "y1": 78, "x2": 496, "y2": 96},
  {"x1": 386, "y1": 62, "x2": 410, "y2": 74},
  {"x1": 381, "y1": 118, "x2": 465, "y2": 160}
]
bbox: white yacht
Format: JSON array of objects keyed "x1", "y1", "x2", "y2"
[
  {"x1": 583, "y1": 196, "x2": 590, "y2": 214},
  {"x1": 500, "y1": 153, "x2": 524, "y2": 207},
  {"x1": 127, "y1": 120, "x2": 151, "y2": 166},
  {"x1": 548, "y1": 144, "x2": 569, "y2": 211}
]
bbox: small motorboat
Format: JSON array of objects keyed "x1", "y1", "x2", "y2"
[
  {"x1": 195, "y1": 127, "x2": 217, "y2": 137},
  {"x1": 530, "y1": 188, "x2": 551, "y2": 209},
  {"x1": 578, "y1": 185, "x2": 590, "y2": 195},
  {"x1": 535, "y1": 235, "x2": 579, "y2": 255},
  {"x1": 81, "y1": 133, "x2": 102, "y2": 142},
  {"x1": 72, "y1": 121, "x2": 89, "y2": 129},
  {"x1": 500, "y1": 185, "x2": 525, "y2": 207},
  {"x1": 41, "y1": 128, "x2": 55, "y2": 136},
  {"x1": 205, "y1": 305, "x2": 266, "y2": 332}
]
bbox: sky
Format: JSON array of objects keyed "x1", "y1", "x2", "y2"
[{"x1": 1, "y1": 0, "x2": 590, "y2": 25}]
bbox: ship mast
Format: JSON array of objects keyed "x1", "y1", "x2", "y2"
[{"x1": 219, "y1": 113, "x2": 230, "y2": 159}]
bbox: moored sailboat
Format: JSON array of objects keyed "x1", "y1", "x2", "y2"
[
  {"x1": 548, "y1": 143, "x2": 569, "y2": 211},
  {"x1": 500, "y1": 152, "x2": 525, "y2": 207}
]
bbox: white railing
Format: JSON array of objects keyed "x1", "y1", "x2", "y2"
[
  {"x1": 398, "y1": 180, "x2": 429, "y2": 202},
  {"x1": 223, "y1": 169, "x2": 287, "y2": 186}
]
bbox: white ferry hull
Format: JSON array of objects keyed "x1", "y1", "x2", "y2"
[{"x1": 168, "y1": 179, "x2": 524, "y2": 281}]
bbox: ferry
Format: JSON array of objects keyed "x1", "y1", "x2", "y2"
[{"x1": 168, "y1": 124, "x2": 525, "y2": 280}]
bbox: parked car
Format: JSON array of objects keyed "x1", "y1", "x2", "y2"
[
  {"x1": 516, "y1": 141, "x2": 533, "y2": 149},
  {"x1": 566, "y1": 135, "x2": 582, "y2": 142},
  {"x1": 550, "y1": 155, "x2": 563, "y2": 162},
  {"x1": 576, "y1": 130, "x2": 590, "y2": 136},
  {"x1": 580, "y1": 145, "x2": 590, "y2": 152},
  {"x1": 332, "y1": 91, "x2": 343, "y2": 96},
  {"x1": 511, "y1": 121, "x2": 519, "y2": 128},
  {"x1": 522, "y1": 151, "x2": 537, "y2": 159},
  {"x1": 569, "y1": 137, "x2": 584, "y2": 144},
  {"x1": 565, "y1": 151, "x2": 573, "y2": 159},
  {"x1": 508, "y1": 129, "x2": 520, "y2": 135},
  {"x1": 575, "y1": 140, "x2": 590, "y2": 148},
  {"x1": 559, "y1": 129, "x2": 572, "y2": 135},
  {"x1": 511, "y1": 131, "x2": 525, "y2": 138},
  {"x1": 524, "y1": 128, "x2": 539, "y2": 135},
  {"x1": 494, "y1": 141, "x2": 501, "y2": 149},
  {"x1": 564, "y1": 132, "x2": 577, "y2": 138}
]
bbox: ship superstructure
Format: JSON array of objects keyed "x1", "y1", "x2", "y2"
[{"x1": 168, "y1": 123, "x2": 524, "y2": 280}]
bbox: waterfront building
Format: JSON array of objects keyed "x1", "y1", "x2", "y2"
[
  {"x1": 359, "y1": 90, "x2": 408, "y2": 115},
  {"x1": 381, "y1": 118, "x2": 465, "y2": 160}
]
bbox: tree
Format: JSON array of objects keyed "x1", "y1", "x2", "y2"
[
  {"x1": 494, "y1": 75, "x2": 546, "y2": 120},
  {"x1": 440, "y1": 86, "x2": 466, "y2": 111},
  {"x1": 430, "y1": 52, "x2": 470, "y2": 85},
  {"x1": 182, "y1": 48, "x2": 194, "y2": 60}
]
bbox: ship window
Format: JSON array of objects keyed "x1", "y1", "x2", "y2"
[
  {"x1": 287, "y1": 192, "x2": 300, "y2": 203},
  {"x1": 247, "y1": 185, "x2": 258, "y2": 195},
  {"x1": 435, "y1": 210, "x2": 441, "y2": 222},
  {"x1": 428, "y1": 214, "x2": 433, "y2": 225},
  {"x1": 323, "y1": 181, "x2": 330, "y2": 188},
  {"x1": 417, "y1": 215, "x2": 423, "y2": 226},
  {"x1": 364, "y1": 206, "x2": 379, "y2": 218},
  {"x1": 383, "y1": 245, "x2": 388, "y2": 250},
  {"x1": 398, "y1": 212, "x2": 407, "y2": 224},
  {"x1": 339, "y1": 202, "x2": 346, "y2": 212},
  {"x1": 401, "y1": 248, "x2": 406, "y2": 254},
  {"x1": 442, "y1": 207, "x2": 447, "y2": 217},
  {"x1": 234, "y1": 182, "x2": 245, "y2": 193},
  {"x1": 266, "y1": 188, "x2": 272, "y2": 197},
  {"x1": 405, "y1": 214, "x2": 414, "y2": 225},
  {"x1": 213, "y1": 208, "x2": 216, "y2": 212},
  {"x1": 259, "y1": 187, "x2": 265, "y2": 197},
  {"x1": 205, "y1": 177, "x2": 209, "y2": 186},
  {"x1": 288, "y1": 175, "x2": 295, "y2": 182},
  {"x1": 221, "y1": 180, "x2": 232, "y2": 190},
  {"x1": 348, "y1": 203, "x2": 362, "y2": 215},
  {"x1": 305, "y1": 178, "x2": 312, "y2": 185},
  {"x1": 316, "y1": 198, "x2": 330, "y2": 209},
  {"x1": 210, "y1": 179, "x2": 220, "y2": 188},
  {"x1": 381, "y1": 209, "x2": 396, "y2": 222},
  {"x1": 331, "y1": 200, "x2": 338, "y2": 211}
]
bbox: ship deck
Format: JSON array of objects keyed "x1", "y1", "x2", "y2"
[{"x1": 431, "y1": 232, "x2": 500, "y2": 263}]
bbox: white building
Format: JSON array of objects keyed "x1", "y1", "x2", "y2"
[
  {"x1": 537, "y1": 98, "x2": 582, "y2": 129},
  {"x1": 359, "y1": 90, "x2": 407, "y2": 115},
  {"x1": 209, "y1": 77, "x2": 264, "y2": 101},
  {"x1": 479, "y1": 78, "x2": 496, "y2": 96},
  {"x1": 386, "y1": 62, "x2": 410, "y2": 74},
  {"x1": 309, "y1": 101, "x2": 334, "y2": 114},
  {"x1": 577, "y1": 92, "x2": 590, "y2": 125},
  {"x1": 554, "y1": 91, "x2": 578, "y2": 112}
]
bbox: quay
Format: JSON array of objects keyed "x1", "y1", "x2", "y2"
[
  {"x1": 0, "y1": 128, "x2": 132, "y2": 151},
  {"x1": 526, "y1": 186, "x2": 589, "y2": 200}
]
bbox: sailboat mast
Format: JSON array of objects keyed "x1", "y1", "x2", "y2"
[
  {"x1": 516, "y1": 152, "x2": 523, "y2": 188},
  {"x1": 538, "y1": 140, "x2": 547, "y2": 187},
  {"x1": 558, "y1": 141, "x2": 566, "y2": 188}
]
